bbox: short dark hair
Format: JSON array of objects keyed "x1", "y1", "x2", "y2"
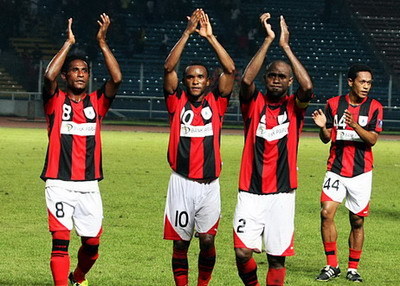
[
  {"x1": 61, "y1": 54, "x2": 90, "y2": 74},
  {"x1": 265, "y1": 60, "x2": 293, "y2": 77},
  {"x1": 182, "y1": 62, "x2": 209, "y2": 78},
  {"x1": 347, "y1": 64, "x2": 373, "y2": 80}
]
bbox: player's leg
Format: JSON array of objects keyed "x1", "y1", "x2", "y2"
[
  {"x1": 320, "y1": 200, "x2": 340, "y2": 267},
  {"x1": 233, "y1": 192, "x2": 265, "y2": 286},
  {"x1": 235, "y1": 248, "x2": 259, "y2": 286},
  {"x1": 50, "y1": 230, "x2": 71, "y2": 286},
  {"x1": 263, "y1": 192, "x2": 295, "y2": 286},
  {"x1": 347, "y1": 212, "x2": 364, "y2": 281},
  {"x1": 344, "y1": 171, "x2": 371, "y2": 282},
  {"x1": 46, "y1": 182, "x2": 76, "y2": 286},
  {"x1": 197, "y1": 233, "x2": 216, "y2": 286},
  {"x1": 317, "y1": 171, "x2": 345, "y2": 281},
  {"x1": 70, "y1": 230, "x2": 102, "y2": 284},
  {"x1": 194, "y1": 179, "x2": 221, "y2": 286},
  {"x1": 172, "y1": 240, "x2": 191, "y2": 286},
  {"x1": 266, "y1": 255, "x2": 286, "y2": 286},
  {"x1": 164, "y1": 172, "x2": 197, "y2": 285},
  {"x1": 70, "y1": 185, "x2": 103, "y2": 284}
]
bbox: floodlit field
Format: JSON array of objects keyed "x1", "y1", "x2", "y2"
[{"x1": 0, "y1": 127, "x2": 399, "y2": 285}]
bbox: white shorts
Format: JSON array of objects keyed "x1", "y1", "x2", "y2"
[
  {"x1": 321, "y1": 171, "x2": 372, "y2": 216},
  {"x1": 164, "y1": 172, "x2": 221, "y2": 241},
  {"x1": 45, "y1": 179, "x2": 103, "y2": 237},
  {"x1": 233, "y1": 191, "x2": 295, "y2": 256}
]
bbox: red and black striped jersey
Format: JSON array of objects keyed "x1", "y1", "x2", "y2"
[
  {"x1": 239, "y1": 90, "x2": 307, "y2": 195},
  {"x1": 165, "y1": 87, "x2": 229, "y2": 180},
  {"x1": 325, "y1": 94, "x2": 383, "y2": 177},
  {"x1": 41, "y1": 86, "x2": 112, "y2": 181}
]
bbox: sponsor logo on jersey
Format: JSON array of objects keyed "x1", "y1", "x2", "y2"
[
  {"x1": 180, "y1": 122, "x2": 213, "y2": 137},
  {"x1": 256, "y1": 122, "x2": 289, "y2": 141},
  {"x1": 336, "y1": 129, "x2": 362, "y2": 142},
  {"x1": 60, "y1": 121, "x2": 96, "y2": 136}
]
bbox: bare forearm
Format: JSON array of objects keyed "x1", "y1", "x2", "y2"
[
  {"x1": 45, "y1": 40, "x2": 74, "y2": 81},
  {"x1": 99, "y1": 40, "x2": 122, "y2": 84},
  {"x1": 242, "y1": 38, "x2": 273, "y2": 85},
  {"x1": 164, "y1": 32, "x2": 190, "y2": 72},
  {"x1": 281, "y1": 45, "x2": 313, "y2": 96},
  {"x1": 352, "y1": 124, "x2": 378, "y2": 146},
  {"x1": 319, "y1": 126, "x2": 331, "y2": 144},
  {"x1": 206, "y1": 35, "x2": 235, "y2": 74}
]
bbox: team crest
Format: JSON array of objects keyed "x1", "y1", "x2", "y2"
[
  {"x1": 278, "y1": 112, "x2": 287, "y2": 125},
  {"x1": 201, "y1": 107, "x2": 212, "y2": 120},
  {"x1": 84, "y1": 106, "x2": 96, "y2": 120},
  {"x1": 358, "y1": 116, "x2": 368, "y2": 127}
]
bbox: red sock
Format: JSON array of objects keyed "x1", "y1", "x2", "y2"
[
  {"x1": 172, "y1": 248, "x2": 189, "y2": 286},
  {"x1": 323, "y1": 241, "x2": 338, "y2": 267},
  {"x1": 50, "y1": 231, "x2": 70, "y2": 286},
  {"x1": 236, "y1": 257, "x2": 259, "y2": 286},
  {"x1": 198, "y1": 247, "x2": 216, "y2": 286},
  {"x1": 266, "y1": 268, "x2": 286, "y2": 286},
  {"x1": 73, "y1": 236, "x2": 100, "y2": 283},
  {"x1": 348, "y1": 248, "x2": 362, "y2": 269}
]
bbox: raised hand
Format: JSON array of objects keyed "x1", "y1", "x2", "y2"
[
  {"x1": 197, "y1": 11, "x2": 213, "y2": 38},
  {"x1": 260, "y1": 13, "x2": 275, "y2": 40},
  {"x1": 97, "y1": 13, "x2": 111, "y2": 43},
  {"x1": 279, "y1": 15, "x2": 290, "y2": 48},
  {"x1": 185, "y1": 9, "x2": 202, "y2": 35},
  {"x1": 66, "y1": 18, "x2": 75, "y2": 45},
  {"x1": 312, "y1": 109, "x2": 327, "y2": 128}
]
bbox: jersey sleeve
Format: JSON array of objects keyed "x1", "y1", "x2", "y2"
[
  {"x1": 367, "y1": 100, "x2": 383, "y2": 132},
  {"x1": 240, "y1": 88, "x2": 259, "y2": 120},
  {"x1": 95, "y1": 84, "x2": 114, "y2": 117},
  {"x1": 42, "y1": 88, "x2": 61, "y2": 115},
  {"x1": 212, "y1": 86, "x2": 230, "y2": 116},
  {"x1": 164, "y1": 86, "x2": 182, "y2": 114}
]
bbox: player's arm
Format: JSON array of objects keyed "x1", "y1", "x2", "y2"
[
  {"x1": 241, "y1": 13, "x2": 275, "y2": 101},
  {"x1": 344, "y1": 109, "x2": 379, "y2": 146},
  {"x1": 312, "y1": 109, "x2": 331, "y2": 144},
  {"x1": 197, "y1": 11, "x2": 235, "y2": 96},
  {"x1": 279, "y1": 15, "x2": 313, "y2": 106},
  {"x1": 43, "y1": 18, "x2": 75, "y2": 97},
  {"x1": 163, "y1": 9, "x2": 202, "y2": 94},
  {"x1": 97, "y1": 13, "x2": 122, "y2": 98}
]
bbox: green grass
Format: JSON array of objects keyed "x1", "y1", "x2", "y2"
[{"x1": 0, "y1": 127, "x2": 399, "y2": 285}]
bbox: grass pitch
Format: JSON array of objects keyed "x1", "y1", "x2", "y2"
[{"x1": 0, "y1": 127, "x2": 399, "y2": 285}]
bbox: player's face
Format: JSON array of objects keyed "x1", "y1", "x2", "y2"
[
  {"x1": 264, "y1": 62, "x2": 293, "y2": 99},
  {"x1": 183, "y1": 65, "x2": 210, "y2": 99},
  {"x1": 348, "y1": 71, "x2": 372, "y2": 100},
  {"x1": 63, "y1": 59, "x2": 90, "y2": 94}
]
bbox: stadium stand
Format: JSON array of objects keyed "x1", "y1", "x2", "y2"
[{"x1": 0, "y1": 0, "x2": 399, "y2": 127}]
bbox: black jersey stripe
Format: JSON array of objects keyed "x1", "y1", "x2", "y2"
[
  {"x1": 249, "y1": 105, "x2": 267, "y2": 193},
  {"x1": 276, "y1": 103, "x2": 291, "y2": 192},
  {"x1": 58, "y1": 97, "x2": 73, "y2": 179},
  {"x1": 84, "y1": 96, "x2": 96, "y2": 180},
  {"x1": 202, "y1": 100, "x2": 216, "y2": 179}
]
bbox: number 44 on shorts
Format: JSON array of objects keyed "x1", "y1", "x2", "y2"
[{"x1": 323, "y1": 178, "x2": 339, "y2": 191}]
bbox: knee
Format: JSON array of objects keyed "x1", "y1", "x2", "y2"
[
  {"x1": 81, "y1": 237, "x2": 100, "y2": 256},
  {"x1": 320, "y1": 208, "x2": 334, "y2": 222},
  {"x1": 235, "y1": 248, "x2": 252, "y2": 263},
  {"x1": 173, "y1": 240, "x2": 190, "y2": 252},
  {"x1": 199, "y1": 234, "x2": 215, "y2": 251},
  {"x1": 350, "y1": 214, "x2": 364, "y2": 229},
  {"x1": 267, "y1": 255, "x2": 285, "y2": 269}
]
